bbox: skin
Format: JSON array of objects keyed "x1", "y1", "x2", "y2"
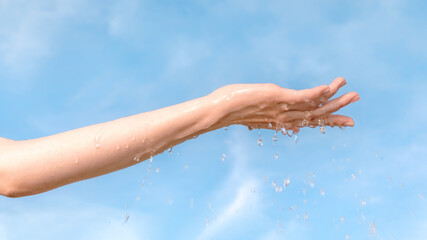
[{"x1": 0, "y1": 77, "x2": 359, "y2": 198}]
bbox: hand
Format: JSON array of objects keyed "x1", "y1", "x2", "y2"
[{"x1": 210, "y1": 77, "x2": 359, "y2": 133}]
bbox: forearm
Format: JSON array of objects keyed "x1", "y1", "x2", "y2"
[{"x1": 0, "y1": 94, "x2": 227, "y2": 197}]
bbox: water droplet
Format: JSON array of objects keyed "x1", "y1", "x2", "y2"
[
  {"x1": 274, "y1": 153, "x2": 278, "y2": 160},
  {"x1": 339, "y1": 126, "x2": 346, "y2": 130},
  {"x1": 332, "y1": 145, "x2": 336, "y2": 150},
  {"x1": 116, "y1": 145, "x2": 121, "y2": 150},
  {"x1": 281, "y1": 127, "x2": 287, "y2": 135},
  {"x1": 184, "y1": 164, "x2": 189, "y2": 171},
  {"x1": 287, "y1": 130, "x2": 294, "y2": 137},
  {"x1": 95, "y1": 143, "x2": 99, "y2": 148},
  {"x1": 361, "y1": 199, "x2": 367, "y2": 206},
  {"x1": 418, "y1": 193, "x2": 424, "y2": 199},
  {"x1": 168, "y1": 147, "x2": 173, "y2": 154},
  {"x1": 370, "y1": 221, "x2": 377, "y2": 236},
  {"x1": 263, "y1": 176, "x2": 267, "y2": 183},
  {"x1": 272, "y1": 180, "x2": 277, "y2": 188},
  {"x1": 221, "y1": 153, "x2": 226, "y2": 162},
  {"x1": 205, "y1": 217, "x2": 209, "y2": 227},
  {"x1": 289, "y1": 206, "x2": 293, "y2": 213},
  {"x1": 294, "y1": 133, "x2": 298, "y2": 143},
  {"x1": 303, "y1": 213, "x2": 309, "y2": 221},
  {"x1": 132, "y1": 137, "x2": 136, "y2": 141},
  {"x1": 257, "y1": 129, "x2": 263, "y2": 146},
  {"x1": 190, "y1": 198, "x2": 194, "y2": 208},
  {"x1": 318, "y1": 119, "x2": 326, "y2": 134},
  {"x1": 251, "y1": 186, "x2": 255, "y2": 193},
  {"x1": 340, "y1": 216, "x2": 345, "y2": 224},
  {"x1": 224, "y1": 127, "x2": 228, "y2": 131},
  {"x1": 134, "y1": 153, "x2": 141, "y2": 162},
  {"x1": 155, "y1": 168, "x2": 159, "y2": 173},
  {"x1": 275, "y1": 186, "x2": 283, "y2": 192},
  {"x1": 125, "y1": 144, "x2": 129, "y2": 151},
  {"x1": 149, "y1": 155, "x2": 153, "y2": 164},
  {"x1": 345, "y1": 234, "x2": 350, "y2": 240},
  {"x1": 284, "y1": 178, "x2": 291, "y2": 188},
  {"x1": 351, "y1": 174, "x2": 356, "y2": 180},
  {"x1": 272, "y1": 131, "x2": 278, "y2": 142},
  {"x1": 320, "y1": 126, "x2": 326, "y2": 134},
  {"x1": 302, "y1": 119, "x2": 309, "y2": 127},
  {"x1": 309, "y1": 179, "x2": 315, "y2": 188},
  {"x1": 147, "y1": 167, "x2": 151, "y2": 173},
  {"x1": 257, "y1": 138, "x2": 263, "y2": 147},
  {"x1": 302, "y1": 188, "x2": 307, "y2": 195},
  {"x1": 125, "y1": 213, "x2": 130, "y2": 223},
  {"x1": 320, "y1": 188, "x2": 325, "y2": 196},
  {"x1": 74, "y1": 157, "x2": 79, "y2": 164},
  {"x1": 168, "y1": 198, "x2": 173, "y2": 205}
]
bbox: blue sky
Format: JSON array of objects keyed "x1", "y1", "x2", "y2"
[{"x1": 0, "y1": 0, "x2": 426, "y2": 239}]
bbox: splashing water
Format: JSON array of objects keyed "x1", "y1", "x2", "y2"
[
  {"x1": 257, "y1": 129, "x2": 263, "y2": 146},
  {"x1": 272, "y1": 180, "x2": 277, "y2": 188},
  {"x1": 361, "y1": 199, "x2": 367, "y2": 206},
  {"x1": 320, "y1": 188, "x2": 325, "y2": 196},
  {"x1": 221, "y1": 153, "x2": 226, "y2": 162},
  {"x1": 275, "y1": 186, "x2": 283, "y2": 192},
  {"x1": 318, "y1": 119, "x2": 326, "y2": 134},
  {"x1": 272, "y1": 131, "x2": 278, "y2": 142},
  {"x1": 274, "y1": 153, "x2": 278, "y2": 160},
  {"x1": 284, "y1": 178, "x2": 291, "y2": 188}
]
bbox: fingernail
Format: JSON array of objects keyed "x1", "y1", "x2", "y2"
[
  {"x1": 350, "y1": 95, "x2": 360, "y2": 103},
  {"x1": 339, "y1": 79, "x2": 347, "y2": 88},
  {"x1": 345, "y1": 121, "x2": 354, "y2": 126}
]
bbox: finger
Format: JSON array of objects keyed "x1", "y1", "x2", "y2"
[
  {"x1": 285, "y1": 85, "x2": 330, "y2": 111},
  {"x1": 276, "y1": 92, "x2": 359, "y2": 122},
  {"x1": 292, "y1": 114, "x2": 354, "y2": 128},
  {"x1": 325, "y1": 77, "x2": 346, "y2": 101},
  {"x1": 310, "y1": 92, "x2": 359, "y2": 118}
]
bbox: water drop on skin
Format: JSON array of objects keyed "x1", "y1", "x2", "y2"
[
  {"x1": 134, "y1": 154, "x2": 141, "y2": 162},
  {"x1": 268, "y1": 123, "x2": 272, "y2": 128},
  {"x1": 274, "y1": 153, "x2": 278, "y2": 160},
  {"x1": 74, "y1": 157, "x2": 79, "y2": 164},
  {"x1": 116, "y1": 145, "x2": 120, "y2": 150},
  {"x1": 302, "y1": 119, "x2": 309, "y2": 127},
  {"x1": 318, "y1": 119, "x2": 326, "y2": 134},
  {"x1": 281, "y1": 128, "x2": 287, "y2": 135}
]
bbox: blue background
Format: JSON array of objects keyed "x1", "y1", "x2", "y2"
[{"x1": 0, "y1": 0, "x2": 426, "y2": 239}]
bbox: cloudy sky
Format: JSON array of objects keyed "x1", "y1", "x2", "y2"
[{"x1": 0, "y1": 0, "x2": 426, "y2": 239}]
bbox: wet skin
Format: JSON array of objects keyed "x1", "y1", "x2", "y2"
[{"x1": 0, "y1": 77, "x2": 359, "y2": 197}]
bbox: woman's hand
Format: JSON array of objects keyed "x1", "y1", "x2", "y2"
[{"x1": 209, "y1": 77, "x2": 359, "y2": 133}]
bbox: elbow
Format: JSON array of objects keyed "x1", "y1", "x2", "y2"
[{"x1": 1, "y1": 182, "x2": 29, "y2": 198}]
